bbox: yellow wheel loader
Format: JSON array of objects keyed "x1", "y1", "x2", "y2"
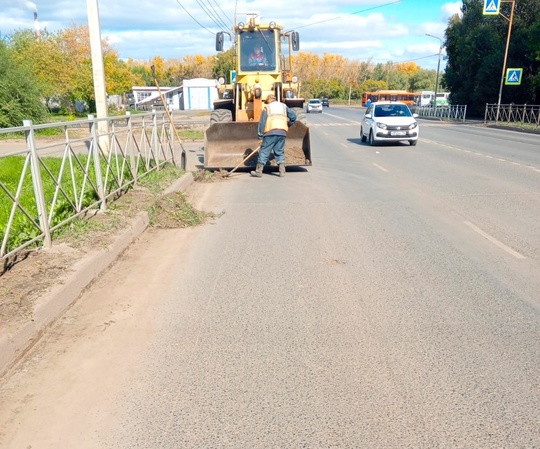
[{"x1": 204, "y1": 14, "x2": 311, "y2": 170}]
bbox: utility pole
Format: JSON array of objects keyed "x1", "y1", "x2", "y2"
[
  {"x1": 86, "y1": 0, "x2": 109, "y2": 154},
  {"x1": 495, "y1": 0, "x2": 516, "y2": 122}
]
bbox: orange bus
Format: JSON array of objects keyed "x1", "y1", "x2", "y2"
[{"x1": 362, "y1": 90, "x2": 418, "y2": 107}]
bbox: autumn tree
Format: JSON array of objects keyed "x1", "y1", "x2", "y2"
[
  {"x1": 0, "y1": 40, "x2": 46, "y2": 127},
  {"x1": 395, "y1": 61, "x2": 421, "y2": 77},
  {"x1": 8, "y1": 24, "x2": 143, "y2": 113}
]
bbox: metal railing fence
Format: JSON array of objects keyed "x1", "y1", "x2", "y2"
[
  {"x1": 0, "y1": 110, "x2": 186, "y2": 260},
  {"x1": 411, "y1": 105, "x2": 467, "y2": 121},
  {"x1": 484, "y1": 104, "x2": 540, "y2": 130}
]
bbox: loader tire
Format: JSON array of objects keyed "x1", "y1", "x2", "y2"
[
  {"x1": 210, "y1": 109, "x2": 233, "y2": 125},
  {"x1": 292, "y1": 107, "x2": 307, "y2": 125}
]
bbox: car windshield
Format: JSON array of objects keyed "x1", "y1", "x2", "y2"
[
  {"x1": 374, "y1": 104, "x2": 412, "y2": 117},
  {"x1": 309, "y1": 100, "x2": 320, "y2": 104}
]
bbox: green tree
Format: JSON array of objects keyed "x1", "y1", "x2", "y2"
[
  {"x1": 445, "y1": 0, "x2": 540, "y2": 116},
  {"x1": 212, "y1": 47, "x2": 236, "y2": 83},
  {"x1": 0, "y1": 41, "x2": 47, "y2": 127},
  {"x1": 8, "y1": 29, "x2": 70, "y2": 112},
  {"x1": 409, "y1": 69, "x2": 438, "y2": 92}
]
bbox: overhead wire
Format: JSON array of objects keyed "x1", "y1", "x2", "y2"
[
  {"x1": 210, "y1": 0, "x2": 234, "y2": 28},
  {"x1": 194, "y1": 0, "x2": 229, "y2": 33},
  {"x1": 286, "y1": 0, "x2": 402, "y2": 32},
  {"x1": 173, "y1": 0, "x2": 216, "y2": 34}
]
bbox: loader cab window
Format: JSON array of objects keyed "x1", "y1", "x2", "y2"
[{"x1": 240, "y1": 29, "x2": 276, "y2": 72}]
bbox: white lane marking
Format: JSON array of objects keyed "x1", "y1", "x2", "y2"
[
  {"x1": 323, "y1": 111, "x2": 361, "y2": 124},
  {"x1": 420, "y1": 138, "x2": 539, "y2": 172},
  {"x1": 341, "y1": 143, "x2": 348, "y2": 148},
  {"x1": 373, "y1": 163, "x2": 389, "y2": 173},
  {"x1": 463, "y1": 220, "x2": 526, "y2": 259},
  {"x1": 309, "y1": 122, "x2": 359, "y2": 127}
]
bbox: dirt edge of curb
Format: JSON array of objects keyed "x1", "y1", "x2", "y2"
[{"x1": 0, "y1": 172, "x2": 194, "y2": 377}]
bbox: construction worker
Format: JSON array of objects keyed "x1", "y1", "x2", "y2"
[{"x1": 251, "y1": 94, "x2": 297, "y2": 178}]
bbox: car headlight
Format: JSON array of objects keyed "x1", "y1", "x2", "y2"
[
  {"x1": 408, "y1": 122, "x2": 418, "y2": 130},
  {"x1": 376, "y1": 122, "x2": 387, "y2": 130}
]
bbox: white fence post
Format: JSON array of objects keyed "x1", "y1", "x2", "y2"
[
  {"x1": 24, "y1": 119, "x2": 52, "y2": 249},
  {"x1": 88, "y1": 114, "x2": 107, "y2": 211}
]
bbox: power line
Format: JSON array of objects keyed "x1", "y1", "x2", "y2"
[
  {"x1": 173, "y1": 0, "x2": 216, "y2": 34},
  {"x1": 195, "y1": 0, "x2": 229, "y2": 32},
  {"x1": 287, "y1": 0, "x2": 402, "y2": 32},
  {"x1": 194, "y1": 0, "x2": 229, "y2": 33},
  {"x1": 210, "y1": 0, "x2": 234, "y2": 28}
]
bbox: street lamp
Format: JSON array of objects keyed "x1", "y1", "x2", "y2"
[{"x1": 426, "y1": 33, "x2": 443, "y2": 110}]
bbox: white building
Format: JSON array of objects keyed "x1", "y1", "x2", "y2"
[
  {"x1": 132, "y1": 78, "x2": 219, "y2": 111},
  {"x1": 180, "y1": 78, "x2": 219, "y2": 110}
]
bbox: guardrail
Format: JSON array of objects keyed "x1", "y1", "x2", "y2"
[
  {"x1": 0, "y1": 111, "x2": 186, "y2": 261},
  {"x1": 484, "y1": 103, "x2": 540, "y2": 130},
  {"x1": 411, "y1": 105, "x2": 467, "y2": 121}
]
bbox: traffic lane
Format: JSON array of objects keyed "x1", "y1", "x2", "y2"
[
  {"x1": 1, "y1": 117, "x2": 539, "y2": 447},
  {"x1": 324, "y1": 119, "x2": 540, "y2": 303},
  {"x1": 357, "y1": 120, "x2": 540, "y2": 259},
  {"x1": 419, "y1": 120, "x2": 540, "y2": 167},
  {"x1": 103, "y1": 156, "x2": 540, "y2": 447}
]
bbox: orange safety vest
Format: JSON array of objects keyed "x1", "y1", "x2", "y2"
[{"x1": 263, "y1": 101, "x2": 288, "y2": 134}]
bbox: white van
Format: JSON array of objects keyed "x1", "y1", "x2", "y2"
[{"x1": 420, "y1": 91, "x2": 450, "y2": 107}]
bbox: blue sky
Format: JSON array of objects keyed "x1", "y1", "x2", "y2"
[{"x1": 1, "y1": 0, "x2": 462, "y2": 70}]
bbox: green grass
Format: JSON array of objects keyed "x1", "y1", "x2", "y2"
[
  {"x1": 0, "y1": 150, "x2": 188, "y2": 254},
  {"x1": 178, "y1": 129, "x2": 204, "y2": 140},
  {"x1": 55, "y1": 212, "x2": 123, "y2": 249},
  {"x1": 138, "y1": 165, "x2": 185, "y2": 194},
  {"x1": 0, "y1": 153, "x2": 149, "y2": 253}
]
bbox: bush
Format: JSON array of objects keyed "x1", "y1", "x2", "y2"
[{"x1": 0, "y1": 41, "x2": 47, "y2": 128}]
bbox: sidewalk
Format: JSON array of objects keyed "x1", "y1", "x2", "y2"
[{"x1": 0, "y1": 142, "x2": 203, "y2": 377}]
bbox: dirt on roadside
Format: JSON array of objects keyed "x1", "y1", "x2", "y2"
[{"x1": 0, "y1": 176, "x2": 222, "y2": 338}]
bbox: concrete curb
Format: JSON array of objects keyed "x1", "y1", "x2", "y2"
[{"x1": 0, "y1": 172, "x2": 194, "y2": 377}]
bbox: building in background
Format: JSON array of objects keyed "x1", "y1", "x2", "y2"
[{"x1": 132, "y1": 79, "x2": 219, "y2": 111}]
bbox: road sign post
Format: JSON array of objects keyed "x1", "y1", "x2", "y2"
[{"x1": 485, "y1": 0, "x2": 516, "y2": 122}]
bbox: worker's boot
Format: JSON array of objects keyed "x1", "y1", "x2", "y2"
[
  {"x1": 250, "y1": 163, "x2": 263, "y2": 177},
  {"x1": 278, "y1": 163, "x2": 286, "y2": 177}
]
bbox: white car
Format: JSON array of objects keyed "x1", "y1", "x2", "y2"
[
  {"x1": 360, "y1": 101, "x2": 419, "y2": 146},
  {"x1": 306, "y1": 99, "x2": 323, "y2": 113}
]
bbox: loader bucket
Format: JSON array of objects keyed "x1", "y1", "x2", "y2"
[{"x1": 204, "y1": 121, "x2": 311, "y2": 170}]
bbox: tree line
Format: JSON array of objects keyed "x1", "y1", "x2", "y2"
[{"x1": 445, "y1": 0, "x2": 540, "y2": 117}]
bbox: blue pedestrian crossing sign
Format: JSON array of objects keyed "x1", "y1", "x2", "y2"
[
  {"x1": 505, "y1": 68, "x2": 523, "y2": 85},
  {"x1": 483, "y1": 0, "x2": 500, "y2": 15}
]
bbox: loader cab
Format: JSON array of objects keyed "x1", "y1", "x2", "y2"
[{"x1": 239, "y1": 29, "x2": 277, "y2": 72}]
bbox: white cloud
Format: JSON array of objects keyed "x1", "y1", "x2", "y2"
[
  {"x1": 442, "y1": 1, "x2": 462, "y2": 18},
  {"x1": 0, "y1": 0, "x2": 455, "y2": 69}
]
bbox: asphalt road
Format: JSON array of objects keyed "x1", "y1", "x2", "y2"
[{"x1": 1, "y1": 107, "x2": 539, "y2": 448}]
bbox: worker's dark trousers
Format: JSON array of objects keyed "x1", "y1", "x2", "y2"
[{"x1": 258, "y1": 135, "x2": 286, "y2": 165}]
